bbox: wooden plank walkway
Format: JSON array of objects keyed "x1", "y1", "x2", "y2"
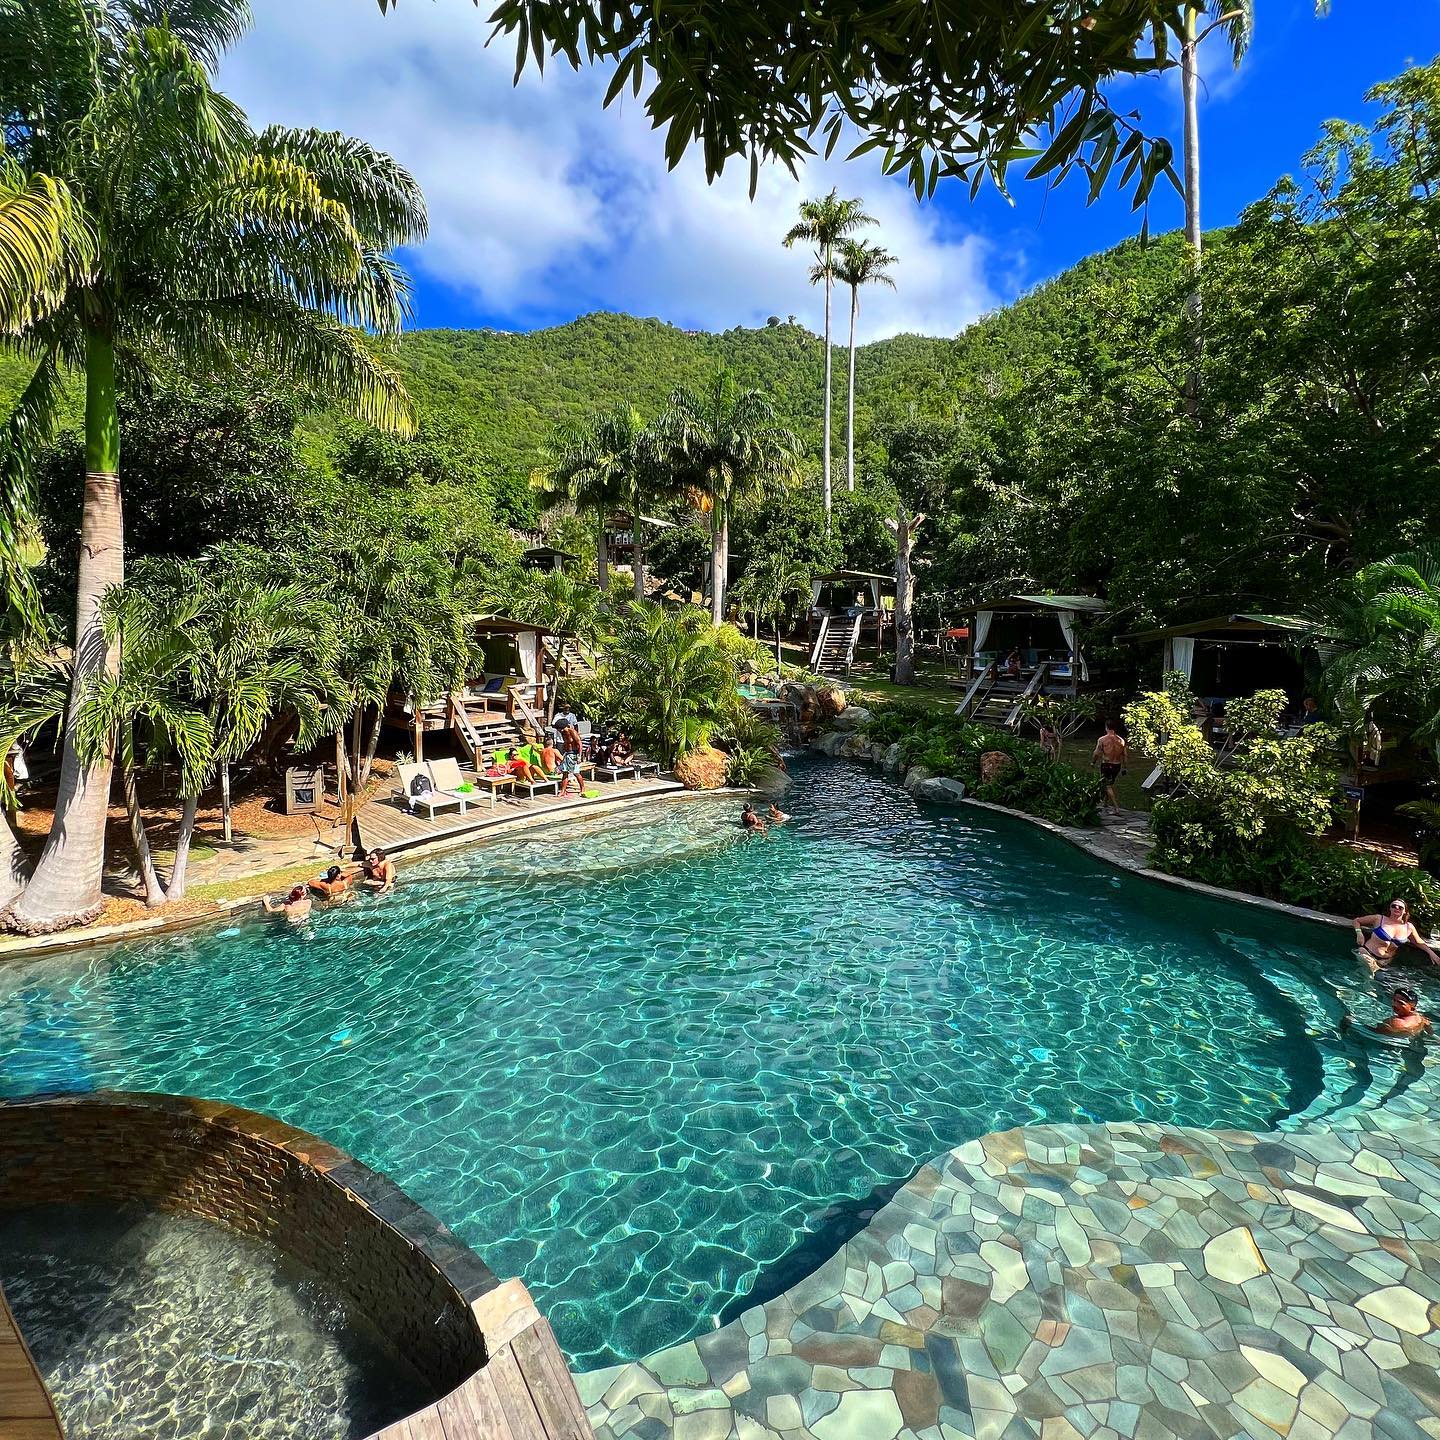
[
  {"x1": 0, "y1": 1282, "x2": 64, "y2": 1440},
  {"x1": 369, "y1": 1281, "x2": 592, "y2": 1440},
  {"x1": 356, "y1": 776, "x2": 683, "y2": 857}
]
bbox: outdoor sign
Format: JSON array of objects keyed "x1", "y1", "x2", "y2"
[{"x1": 285, "y1": 766, "x2": 324, "y2": 816}]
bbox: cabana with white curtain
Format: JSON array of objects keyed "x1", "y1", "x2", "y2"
[
  {"x1": 808, "y1": 569, "x2": 894, "y2": 651},
  {"x1": 1123, "y1": 613, "x2": 1310, "y2": 702},
  {"x1": 969, "y1": 594, "x2": 1107, "y2": 694},
  {"x1": 383, "y1": 616, "x2": 552, "y2": 750}
]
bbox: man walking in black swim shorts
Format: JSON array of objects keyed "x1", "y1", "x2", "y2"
[{"x1": 1092, "y1": 718, "x2": 1127, "y2": 816}]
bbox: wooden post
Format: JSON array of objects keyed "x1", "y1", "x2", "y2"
[
  {"x1": 220, "y1": 760, "x2": 232, "y2": 844},
  {"x1": 335, "y1": 728, "x2": 348, "y2": 817},
  {"x1": 413, "y1": 709, "x2": 424, "y2": 764}
]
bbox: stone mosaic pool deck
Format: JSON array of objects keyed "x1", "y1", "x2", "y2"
[{"x1": 579, "y1": 1108, "x2": 1440, "y2": 1440}]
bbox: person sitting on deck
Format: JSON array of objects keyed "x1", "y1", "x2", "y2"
[
  {"x1": 539, "y1": 738, "x2": 564, "y2": 777},
  {"x1": 611, "y1": 732, "x2": 634, "y2": 765},
  {"x1": 505, "y1": 749, "x2": 543, "y2": 784},
  {"x1": 310, "y1": 864, "x2": 354, "y2": 902},
  {"x1": 262, "y1": 886, "x2": 312, "y2": 922},
  {"x1": 1004, "y1": 649, "x2": 1023, "y2": 679},
  {"x1": 1354, "y1": 900, "x2": 1439, "y2": 971}
]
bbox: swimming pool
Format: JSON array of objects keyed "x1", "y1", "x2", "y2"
[{"x1": 0, "y1": 760, "x2": 1385, "y2": 1370}]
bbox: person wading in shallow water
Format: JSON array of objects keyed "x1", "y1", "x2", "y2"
[
  {"x1": 741, "y1": 802, "x2": 766, "y2": 834},
  {"x1": 1091, "y1": 719, "x2": 1127, "y2": 816},
  {"x1": 1354, "y1": 899, "x2": 1439, "y2": 972}
]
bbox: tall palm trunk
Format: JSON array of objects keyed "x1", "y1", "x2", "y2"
[
  {"x1": 845, "y1": 283, "x2": 858, "y2": 492},
  {"x1": 821, "y1": 266, "x2": 834, "y2": 527},
  {"x1": 1180, "y1": 3, "x2": 1203, "y2": 416},
  {"x1": 595, "y1": 517, "x2": 611, "y2": 591},
  {"x1": 894, "y1": 503, "x2": 917, "y2": 686},
  {"x1": 6, "y1": 331, "x2": 122, "y2": 933},
  {"x1": 0, "y1": 809, "x2": 26, "y2": 909},
  {"x1": 709, "y1": 501, "x2": 725, "y2": 624},
  {"x1": 121, "y1": 731, "x2": 164, "y2": 908},
  {"x1": 164, "y1": 794, "x2": 200, "y2": 902},
  {"x1": 774, "y1": 618, "x2": 784, "y2": 671},
  {"x1": 632, "y1": 520, "x2": 646, "y2": 602}
]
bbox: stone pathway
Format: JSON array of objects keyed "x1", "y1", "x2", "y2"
[{"x1": 580, "y1": 1117, "x2": 1440, "y2": 1440}]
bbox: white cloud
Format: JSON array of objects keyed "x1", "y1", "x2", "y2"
[{"x1": 218, "y1": 0, "x2": 1007, "y2": 340}]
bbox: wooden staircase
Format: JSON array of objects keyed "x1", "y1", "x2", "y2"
[
  {"x1": 810, "y1": 614, "x2": 863, "y2": 677},
  {"x1": 451, "y1": 700, "x2": 531, "y2": 768},
  {"x1": 954, "y1": 662, "x2": 1050, "y2": 730},
  {"x1": 545, "y1": 636, "x2": 597, "y2": 678}
]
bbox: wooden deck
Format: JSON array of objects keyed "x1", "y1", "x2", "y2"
[
  {"x1": 369, "y1": 1280, "x2": 592, "y2": 1440},
  {"x1": 356, "y1": 775, "x2": 684, "y2": 856},
  {"x1": 0, "y1": 1282, "x2": 64, "y2": 1440}
]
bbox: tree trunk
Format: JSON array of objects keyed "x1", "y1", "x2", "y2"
[
  {"x1": 717, "y1": 514, "x2": 730, "y2": 623},
  {"x1": 0, "y1": 808, "x2": 27, "y2": 909},
  {"x1": 822, "y1": 268, "x2": 834, "y2": 527},
  {"x1": 709, "y1": 503, "x2": 725, "y2": 625},
  {"x1": 220, "y1": 759, "x2": 233, "y2": 844},
  {"x1": 121, "y1": 741, "x2": 164, "y2": 908},
  {"x1": 633, "y1": 520, "x2": 646, "y2": 602},
  {"x1": 5, "y1": 330, "x2": 122, "y2": 933},
  {"x1": 775, "y1": 619, "x2": 784, "y2": 672},
  {"x1": 846, "y1": 285, "x2": 858, "y2": 492},
  {"x1": 164, "y1": 794, "x2": 200, "y2": 902},
  {"x1": 358, "y1": 706, "x2": 383, "y2": 791},
  {"x1": 1181, "y1": 4, "x2": 1204, "y2": 417},
  {"x1": 595, "y1": 518, "x2": 610, "y2": 591},
  {"x1": 894, "y1": 503, "x2": 917, "y2": 686}
]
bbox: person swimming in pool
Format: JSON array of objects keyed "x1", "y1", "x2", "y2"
[
  {"x1": 741, "y1": 802, "x2": 766, "y2": 833},
  {"x1": 767, "y1": 802, "x2": 791, "y2": 824},
  {"x1": 1353, "y1": 900, "x2": 1439, "y2": 971},
  {"x1": 1369, "y1": 986, "x2": 1432, "y2": 1039},
  {"x1": 261, "y1": 886, "x2": 312, "y2": 923}
]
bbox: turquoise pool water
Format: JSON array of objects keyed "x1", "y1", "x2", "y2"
[{"x1": 0, "y1": 760, "x2": 1380, "y2": 1370}]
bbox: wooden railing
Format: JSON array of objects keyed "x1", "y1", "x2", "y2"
[
  {"x1": 1003, "y1": 661, "x2": 1050, "y2": 729},
  {"x1": 807, "y1": 613, "x2": 831, "y2": 672}
]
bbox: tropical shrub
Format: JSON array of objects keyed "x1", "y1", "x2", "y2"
[
  {"x1": 724, "y1": 746, "x2": 779, "y2": 789},
  {"x1": 597, "y1": 602, "x2": 739, "y2": 767},
  {"x1": 1119, "y1": 683, "x2": 1403, "y2": 917},
  {"x1": 859, "y1": 703, "x2": 1099, "y2": 826}
]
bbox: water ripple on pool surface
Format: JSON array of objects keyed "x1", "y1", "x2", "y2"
[{"x1": 0, "y1": 760, "x2": 1361, "y2": 1370}]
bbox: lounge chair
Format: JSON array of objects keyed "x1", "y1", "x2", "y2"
[{"x1": 395, "y1": 761, "x2": 466, "y2": 818}]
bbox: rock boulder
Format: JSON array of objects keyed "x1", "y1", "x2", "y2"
[
  {"x1": 979, "y1": 751, "x2": 1015, "y2": 787},
  {"x1": 917, "y1": 776, "x2": 968, "y2": 803},
  {"x1": 674, "y1": 744, "x2": 730, "y2": 790}
]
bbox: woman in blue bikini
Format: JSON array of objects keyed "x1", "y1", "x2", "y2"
[{"x1": 1354, "y1": 899, "x2": 1439, "y2": 972}]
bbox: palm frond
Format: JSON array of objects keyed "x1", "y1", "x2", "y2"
[
  {"x1": 129, "y1": 293, "x2": 416, "y2": 434},
  {"x1": 0, "y1": 159, "x2": 96, "y2": 333},
  {"x1": 108, "y1": 0, "x2": 252, "y2": 68},
  {"x1": 256, "y1": 126, "x2": 428, "y2": 249}
]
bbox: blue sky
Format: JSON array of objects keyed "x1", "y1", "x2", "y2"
[{"x1": 219, "y1": 2, "x2": 1440, "y2": 340}]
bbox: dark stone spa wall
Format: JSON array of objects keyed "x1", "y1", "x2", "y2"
[{"x1": 0, "y1": 1091, "x2": 497, "y2": 1397}]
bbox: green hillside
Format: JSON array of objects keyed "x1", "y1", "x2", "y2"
[{"x1": 0, "y1": 308, "x2": 963, "y2": 485}]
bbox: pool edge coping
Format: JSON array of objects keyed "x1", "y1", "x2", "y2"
[{"x1": 0, "y1": 781, "x2": 720, "y2": 964}]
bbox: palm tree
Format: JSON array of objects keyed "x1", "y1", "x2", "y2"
[
  {"x1": 0, "y1": 0, "x2": 425, "y2": 934},
  {"x1": 657, "y1": 370, "x2": 801, "y2": 625},
  {"x1": 783, "y1": 191, "x2": 875, "y2": 527},
  {"x1": 733, "y1": 555, "x2": 811, "y2": 671},
  {"x1": 535, "y1": 406, "x2": 662, "y2": 595},
  {"x1": 73, "y1": 575, "x2": 213, "y2": 908},
  {"x1": 832, "y1": 240, "x2": 897, "y2": 494},
  {"x1": 607, "y1": 603, "x2": 735, "y2": 768},
  {"x1": 1313, "y1": 543, "x2": 1440, "y2": 768},
  {"x1": 0, "y1": 647, "x2": 69, "y2": 910}
]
